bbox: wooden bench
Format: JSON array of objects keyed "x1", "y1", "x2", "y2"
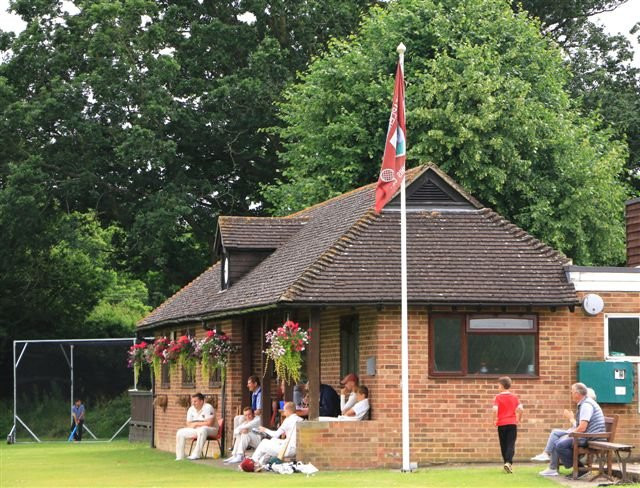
[
  {"x1": 569, "y1": 415, "x2": 621, "y2": 481},
  {"x1": 588, "y1": 441, "x2": 635, "y2": 484}
]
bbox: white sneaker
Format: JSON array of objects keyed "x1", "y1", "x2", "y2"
[
  {"x1": 539, "y1": 468, "x2": 558, "y2": 476},
  {"x1": 187, "y1": 454, "x2": 200, "y2": 460},
  {"x1": 531, "y1": 452, "x2": 551, "y2": 462},
  {"x1": 224, "y1": 455, "x2": 244, "y2": 464}
]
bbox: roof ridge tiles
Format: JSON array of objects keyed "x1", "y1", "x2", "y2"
[{"x1": 287, "y1": 166, "x2": 425, "y2": 218}]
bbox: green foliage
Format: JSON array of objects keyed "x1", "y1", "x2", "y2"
[
  {"x1": 86, "y1": 275, "x2": 151, "y2": 336},
  {"x1": 0, "y1": 0, "x2": 375, "y2": 396},
  {"x1": 511, "y1": 1, "x2": 640, "y2": 190},
  {"x1": 265, "y1": 0, "x2": 629, "y2": 266}
]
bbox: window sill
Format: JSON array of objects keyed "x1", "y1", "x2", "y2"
[
  {"x1": 605, "y1": 356, "x2": 640, "y2": 363},
  {"x1": 429, "y1": 373, "x2": 539, "y2": 379}
]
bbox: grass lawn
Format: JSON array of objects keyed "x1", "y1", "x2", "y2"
[{"x1": 0, "y1": 441, "x2": 563, "y2": 487}]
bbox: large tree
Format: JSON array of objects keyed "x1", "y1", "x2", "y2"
[
  {"x1": 512, "y1": 0, "x2": 640, "y2": 189},
  {"x1": 264, "y1": 0, "x2": 630, "y2": 266},
  {"x1": 0, "y1": 0, "x2": 375, "y2": 303},
  {"x1": 0, "y1": 0, "x2": 375, "y2": 395}
]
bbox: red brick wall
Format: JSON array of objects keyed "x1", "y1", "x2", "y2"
[
  {"x1": 153, "y1": 318, "x2": 242, "y2": 455},
  {"x1": 152, "y1": 294, "x2": 639, "y2": 469},
  {"x1": 569, "y1": 291, "x2": 640, "y2": 447},
  {"x1": 296, "y1": 300, "x2": 639, "y2": 469}
]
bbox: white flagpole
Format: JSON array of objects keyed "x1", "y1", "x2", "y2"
[{"x1": 397, "y1": 42, "x2": 411, "y2": 473}]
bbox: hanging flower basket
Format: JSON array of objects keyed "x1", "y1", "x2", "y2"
[
  {"x1": 148, "y1": 337, "x2": 170, "y2": 381},
  {"x1": 199, "y1": 329, "x2": 237, "y2": 384},
  {"x1": 163, "y1": 335, "x2": 199, "y2": 376},
  {"x1": 127, "y1": 341, "x2": 148, "y2": 389},
  {"x1": 264, "y1": 320, "x2": 311, "y2": 385},
  {"x1": 175, "y1": 335, "x2": 200, "y2": 378}
]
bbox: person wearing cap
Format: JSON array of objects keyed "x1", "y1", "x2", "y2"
[{"x1": 340, "y1": 373, "x2": 359, "y2": 415}]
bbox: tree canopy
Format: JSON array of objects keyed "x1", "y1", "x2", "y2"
[
  {"x1": 0, "y1": 0, "x2": 374, "y2": 395},
  {"x1": 0, "y1": 0, "x2": 638, "y2": 397},
  {"x1": 264, "y1": 0, "x2": 630, "y2": 266},
  {"x1": 512, "y1": 0, "x2": 640, "y2": 191}
]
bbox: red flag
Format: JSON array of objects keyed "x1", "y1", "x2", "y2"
[{"x1": 375, "y1": 62, "x2": 406, "y2": 213}]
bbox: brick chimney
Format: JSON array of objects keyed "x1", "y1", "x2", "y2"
[{"x1": 626, "y1": 198, "x2": 640, "y2": 266}]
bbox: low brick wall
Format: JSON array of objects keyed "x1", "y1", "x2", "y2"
[{"x1": 296, "y1": 420, "x2": 401, "y2": 470}]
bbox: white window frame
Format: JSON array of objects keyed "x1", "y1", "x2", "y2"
[{"x1": 604, "y1": 313, "x2": 640, "y2": 362}]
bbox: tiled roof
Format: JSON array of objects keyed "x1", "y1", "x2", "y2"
[
  {"x1": 138, "y1": 165, "x2": 577, "y2": 328},
  {"x1": 139, "y1": 264, "x2": 222, "y2": 327},
  {"x1": 217, "y1": 216, "x2": 308, "y2": 249},
  {"x1": 286, "y1": 208, "x2": 576, "y2": 304}
]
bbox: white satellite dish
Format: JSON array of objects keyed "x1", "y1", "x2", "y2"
[{"x1": 582, "y1": 293, "x2": 604, "y2": 316}]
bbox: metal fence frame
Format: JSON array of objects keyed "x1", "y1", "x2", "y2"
[{"x1": 7, "y1": 338, "x2": 137, "y2": 443}]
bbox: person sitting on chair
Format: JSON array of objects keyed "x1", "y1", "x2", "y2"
[
  {"x1": 319, "y1": 386, "x2": 370, "y2": 421},
  {"x1": 175, "y1": 392, "x2": 217, "y2": 460},
  {"x1": 224, "y1": 407, "x2": 261, "y2": 464},
  {"x1": 538, "y1": 383, "x2": 605, "y2": 478},
  {"x1": 251, "y1": 402, "x2": 302, "y2": 466},
  {"x1": 340, "y1": 373, "x2": 359, "y2": 415},
  {"x1": 531, "y1": 387, "x2": 597, "y2": 464}
]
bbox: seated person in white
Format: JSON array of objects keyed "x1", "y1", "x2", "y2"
[
  {"x1": 175, "y1": 392, "x2": 217, "y2": 460},
  {"x1": 231, "y1": 375, "x2": 262, "y2": 439},
  {"x1": 224, "y1": 406, "x2": 261, "y2": 464},
  {"x1": 251, "y1": 401, "x2": 302, "y2": 465},
  {"x1": 340, "y1": 373, "x2": 359, "y2": 415},
  {"x1": 319, "y1": 385, "x2": 370, "y2": 421}
]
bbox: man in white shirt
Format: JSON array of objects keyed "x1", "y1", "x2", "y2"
[
  {"x1": 319, "y1": 386, "x2": 370, "y2": 421},
  {"x1": 230, "y1": 375, "x2": 262, "y2": 452},
  {"x1": 251, "y1": 402, "x2": 302, "y2": 465},
  {"x1": 175, "y1": 393, "x2": 217, "y2": 460},
  {"x1": 224, "y1": 407, "x2": 261, "y2": 464},
  {"x1": 340, "y1": 373, "x2": 359, "y2": 415}
]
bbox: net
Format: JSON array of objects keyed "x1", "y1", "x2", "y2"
[{"x1": 9, "y1": 338, "x2": 147, "y2": 443}]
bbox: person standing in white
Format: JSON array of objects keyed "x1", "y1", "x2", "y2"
[
  {"x1": 251, "y1": 402, "x2": 302, "y2": 465},
  {"x1": 224, "y1": 406, "x2": 261, "y2": 464},
  {"x1": 175, "y1": 393, "x2": 217, "y2": 460}
]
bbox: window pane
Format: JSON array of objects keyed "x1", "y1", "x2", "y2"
[
  {"x1": 608, "y1": 318, "x2": 640, "y2": 357},
  {"x1": 161, "y1": 362, "x2": 170, "y2": 388},
  {"x1": 469, "y1": 317, "x2": 534, "y2": 330},
  {"x1": 468, "y1": 334, "x2": 535, "y2": 374},
  {"x1": 433, "y1": 317, "x2": 462, "y2": 372},
  {"x1": 340, "y1": 315, "x2": 359, "y2": 377}
]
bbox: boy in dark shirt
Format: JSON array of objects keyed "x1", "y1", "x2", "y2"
[{"x1": 492, "y1": 376, "x2": 523, "y2": 473}]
